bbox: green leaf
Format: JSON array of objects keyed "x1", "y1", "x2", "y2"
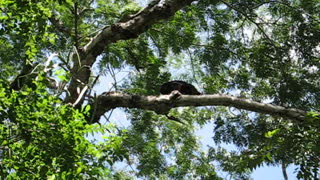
[
  {"x1": 47, "y1": 175, "x2": 56, "y2": 180},
  {"x1": 265, "y1": 129, "x2": 280, "y2": 138},
  {"x1": 76, "y1": 167, "x2": 82, "y2": 174}
]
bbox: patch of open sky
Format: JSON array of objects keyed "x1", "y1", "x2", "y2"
[
  {"x1": 164, "y1": 49, "x2": 297, "y2": 179},
  {"x1": 84, "y1": 1, "x2": 298, "y2": 178}
]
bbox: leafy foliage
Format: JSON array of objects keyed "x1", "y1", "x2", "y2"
[
  {"x1": 0, "y1": 79, "x2": 128, "y2": 179},
  {"x1": 1, "y1": 0, "x2": 320, "y2": 179}
]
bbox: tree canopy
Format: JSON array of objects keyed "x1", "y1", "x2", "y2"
[{"x1": 0, "y1": 0, "x2": 319, "y2": 179}]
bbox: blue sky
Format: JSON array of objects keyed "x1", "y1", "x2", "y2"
[
  {"x1": 88, "y1": 1, "x2": 299, "y2": 179},
  {"x1": 197, "y1": 123, "x2": 297, "y2": 180},
  {"x1": 91, "y1": 67, "x2": 297, "y2": 180}
]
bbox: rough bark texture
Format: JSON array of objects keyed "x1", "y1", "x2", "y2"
[
  {"x1": 60, "y1": 0, "x2": 311, "y2": 124},
  {"x1": 66, "y1": 0, "x2": 196, "y2": 106},
  {"x1": 89, "y1": 91, "x2": 308, "y2": 123}
]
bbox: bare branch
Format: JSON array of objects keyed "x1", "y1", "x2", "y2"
[
  {"x1": 66, "y1": 0, "x2": 196, "y2": 105},
  {"x1": 282, "y1": 161, "x2": 288, "y2": 180},
  {"x1": 74, "y1": 2, "x2": 79, "y2": 50},
  {"x1": 10, "y1": 60, "x2": 44, "y2": 91},
  {"x1": 89, "y1": 92, "x2": 308, "y2": 123},
  {"x1": 82, "y1": 0, "x2": 195, "y2": 65}
]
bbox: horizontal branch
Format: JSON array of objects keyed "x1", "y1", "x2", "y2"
[
  {"x1": 66, "y1": 0, "x2": 195, "y2": 105},
  {"x1": 88, "y1": 91, "x2": 308, "y2": 123}
]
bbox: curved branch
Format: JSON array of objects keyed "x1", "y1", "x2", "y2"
[
  {"x1": 83, "y1": 0, "x2": 195, "y2": 60},
  {"x1": 89, "y1": 92, "x2": 308, "y2": 123},
  {"x1": 66, "y1": 0, "x2": 196, "y2": 105}
]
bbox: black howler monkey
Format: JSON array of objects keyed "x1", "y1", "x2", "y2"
[{"x1": 160, "y1": 80, "x2": 201, "y2": 95}]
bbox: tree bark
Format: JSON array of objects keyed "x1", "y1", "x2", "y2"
[
  {"x1": 88, "y1": 91, "x2": 308, "y2": 123},
  {"x1": 60, "y1": 0, "x2": 310, "y2": 124},
  {"x1": 65, "y1": 0, "x2": 197, "y2": 105},
  {"x1": 282, "y1": 162, "x2": 288, "y2": 180}
]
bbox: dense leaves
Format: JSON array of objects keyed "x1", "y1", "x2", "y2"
[
  {"x1": 0, "y1": 79, "x2": 128, "y2": 179},
  {"x1": 0, "y1": 0, "x2": 320, "y2": 179}
]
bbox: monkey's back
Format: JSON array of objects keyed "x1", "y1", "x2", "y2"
[{"x1": 160, "y1": 80, "x2": 201, "y2": 95}]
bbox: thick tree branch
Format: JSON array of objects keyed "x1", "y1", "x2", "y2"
[
  {"x1": 83, "y1": 0, "x2": 195, "y2": 59},
  {"x1": 65, "y1": 0, "x2": 196, "y2": 105},
  {"x1": 89, "y1": 92, "x2": 308, "y2": 124}
]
